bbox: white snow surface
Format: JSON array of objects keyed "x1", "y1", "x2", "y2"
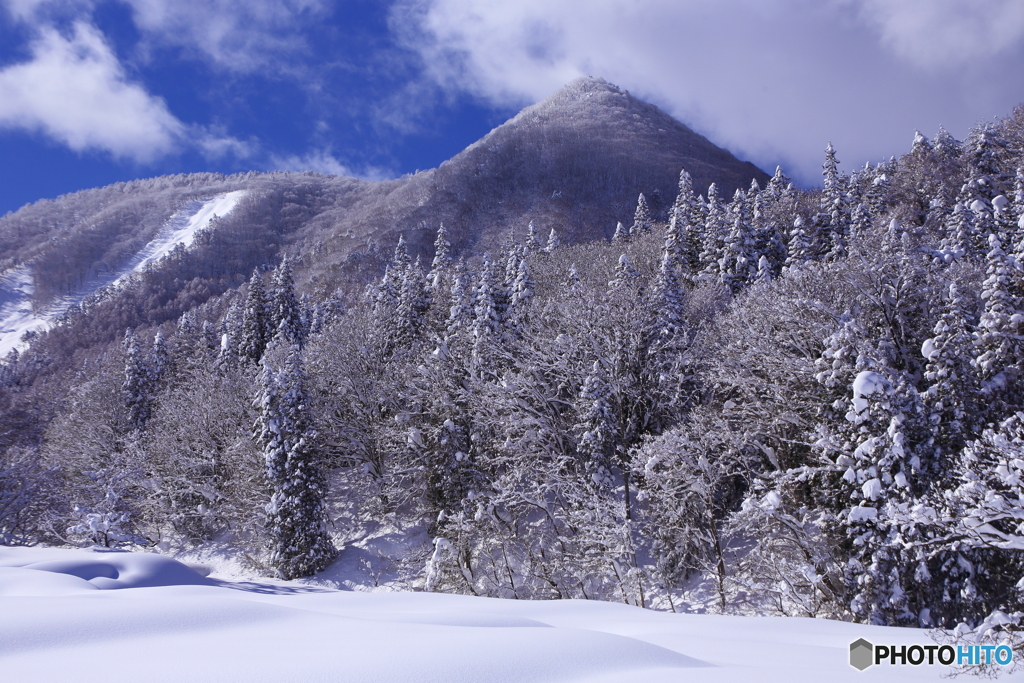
[
  {"x1": 0, "y1": 546, "x2": 956, "y2": 682},
  {"x1": 0, "y1": 191, "x2": 245, "y2": 357}
]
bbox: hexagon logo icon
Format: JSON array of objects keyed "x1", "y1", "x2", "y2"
[{"x1": 850, "y1": 638, "x2": 874, "y2": 671}]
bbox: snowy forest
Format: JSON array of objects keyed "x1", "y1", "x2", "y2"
[{"x1": 5, "y1": 102, "x2": 1024, "y2": 644}]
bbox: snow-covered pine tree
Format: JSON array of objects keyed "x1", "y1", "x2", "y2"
[
  {"x1": 150, "y1": 331, "x2": 168, "y2": 389},
  {"x1": 429, "y1": 223, "x2": 453, "y2": 290},
  {"x1": 720, "y1": 212, "x2": 756, "y2": 292},
  {"x1": 445, "y1": 266, "x2": 474, "y2": 340},
  {"x1": 941, "y1": 202, "x2": 981, "y2": 259},
  {"x1": 575, "y1": 360, "x2": 617, "y2": 489},
  {"x1": 612, "y1": 221, "x2": 630, "y2": 244},
  {"x1": 921, "y1": 284, "x2": 980, "y2": 472},
  {"x1": 819, "y1": 142, "x2": 850, "y2": 259},
  {"x1": 839, "y1": 368, "x2": 926, "y2": 626},
  {"x1": 256, "y1": 338, "x2": 336, "y2": 579},
  {"x1": 269, "y1": 258, "x2": 305, "y2": 346},
  {"x1": 545, "y1": 228, "x2": 561, "y2": 253},
  {"x1": 470, "y1": 253, "x2": 501, "y2": 366},
  {"x1": 631, "y1": 193, "x2": 652, "y2": 234},
  {"x1": 239, "y1": 269, "x2": 271, "y2": 363},
  {"x1": 508, "y1": 249, "x2": 534, "y2": 324},
  {"x1": 785, "y1": 217, "x2": 814, "y2": 270},
  {"x1": 608, "y1": 254, "x2": 641, "y2": 292},
  {"x1": 670, "y1": 169, "x2": 699, "y2": 232},
  {"x1": 525, "y1": 221, "x2": 542, "y2": 253},
  {"x1": 650, "y1": 242, "x2": 686, "y2": 338},
  {"x1": 974, "y1": 233, "x2": 1024, "y2": 417},
  {"x1": 699, "y1": 183, "x2": 727, "y2": 276},
  {"x1": 123, "y1": 329, "x2": 152, "y2": 431}
]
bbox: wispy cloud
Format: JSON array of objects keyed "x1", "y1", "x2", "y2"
[
  {"x1": 0, "y1": 21, "x2": 183, "y2": 162},
  {"x1": 395, "y1": 0, "x2": 1024, "y2": 185},
  {"x1": 269, "y1": 149, "x2": 394, "y2": 181}
]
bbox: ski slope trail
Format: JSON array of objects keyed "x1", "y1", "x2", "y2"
[{"x1": 0, "y1": 191, "x2": 246, "y2": 357}]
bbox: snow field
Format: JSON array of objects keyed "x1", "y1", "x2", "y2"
[{"x1": 0, "y1": 547, "x2": 960, "y2": 682}]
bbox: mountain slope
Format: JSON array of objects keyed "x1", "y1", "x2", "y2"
[
  {"x1": 304, "y1": 77, "x2": 770, "y2": 281},
  {"x1": 0, "y1": 77, "x2": 769, "y2": 329}
]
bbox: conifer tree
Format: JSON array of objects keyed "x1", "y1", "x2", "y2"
[
  {"x1": 269, "y1": 258, "x2": 305, "y2": 346},
  {"x1": 699, "y1": 184, "x2": 727, "y2": 275},
  {"x1": 545, "y1": 228, "x2": 561, "y2": 253},
  {"x1": 974, "y1": 233, "x2": 1024, "y2": 415},
  {"x1": 429, "y1": 223, "x2": 452, "y2": 289},
  {"x1": 239, "y1": 269, "x2": 271, "y2": 363},
  {"x1": 123, "y1": 329, "x2": 152, "y2": 431},
  {"x1": 670, "y1": 169, "x2": 699, "y2": 238},
  {"x1": 819, "y1": 142, "x2": 850, "y2": 259},
  {"x1": 256, "y1": 338, "x2": 336, "y2": 579},
  {"x1": 576, "y1": 360, "x2": 617, "y2": 489},
  {"x1": 470, "y1": 253, "x2": 501, "y2": 365},
  {"x1": 720, "y1": 213, "x2": 756, "y2": 292},
  {"x1": 921, "y1": 284, "x2": 979, "y2": 469},
  {"x1": 631, "y1": 193, "x2": 652, "y2": 234},
  {"x1": 525, "y1": 221, "x2": 542, "y2": 253},
  {"x1": 785, "y1": 217, "x2": 814, "y2": 269},
  {"x1": 612, "y1": 221, "x2": 630, "y2": 244}
]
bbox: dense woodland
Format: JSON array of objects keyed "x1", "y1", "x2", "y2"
[{"x1": 4, "y1": 104, "x2": 1024, "y2": 646}]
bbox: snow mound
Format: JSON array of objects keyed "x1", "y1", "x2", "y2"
[
  {"x1": 0, "y1": 546, "x2": 947, "y2": 682},
  {"x1": 0, "y1": 547, "x2": 214, "y2": 593}
]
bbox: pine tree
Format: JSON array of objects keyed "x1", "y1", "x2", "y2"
[
  {"x1": 820, "y1": 142, "x2": 850, "y2": 259},
  {"x1": 576, "y1": 361, "x2": 616, "y2": 489},
  {"x1": 470, "y1": 253, "x2": 501, "y2": 365},
  {"x1": 699, "y1": 184, "x2": 727, "y2": 275},
  {"x1": 921, "y1": 284, "x2": 980, "y2": 469},
  {"x1": 429, "y1": 223, "x2": 453, "y2": 289},
  {"x1": 151, "y1": 331, "x2": 168, "y2": 388},
  {"x1": 609, "y1": 254, "x2": 641, "y2": 292},
  {"x1": 239, "y1": 269, "x2": 271, "y2": 363},
  {"x1": 631, "y1": 193, "x2": 652, "y2": 234},
  {"x1": 973, "y1": 233, "x2": 1024, "y2": 415},
  {"x1": 612, "y1": 221, "x2": 630, "y2": 244},
  {"x1": 269, "y1": 258, "x2": 305, "y2": 346},
  {"x1": 720, "y1": 212, "x2": 756, "y2": 292},
  {"x1": 123, "y1": 329, "x2": 152, "y2": 431},
  {"x1": 670, "y1": 169, "x2": 699, "y2": 245},
  {"x1": 256, "y1": 339, "x2": 336, "y2": 579},
  {"x1": 839, "y1": 368, "x2": 925, "y2": 626},
  {"x1": 545, "y1": 228, "x2": 561, "y2": 253},
  {"x1": 785, "y1": 217, "x2": 814, "y2": 269},
  {"x1": 650, "y1": 243, "x2": 686, "y2": 338},
  {"x1": 525, "y1": 221, "x2": 542, "y2": 253}
]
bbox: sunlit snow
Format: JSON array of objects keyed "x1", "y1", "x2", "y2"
[
  {"x1": 0, "y1": 191, "x2": 245, "y2": 357},
  {"x1": 0, "y1": 547, "x2": 949, "y2": 682}
]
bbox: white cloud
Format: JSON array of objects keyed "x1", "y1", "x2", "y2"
[
  {"x1": 1, "y1": 0, "x2": 325, "y2": 72},
  {"x1": 396, "y1": 0, "x2": 1024, "y2": 186},
  {"x1": 121, "y1": 0, "x2": 326, "y2": 71},
  {"x1": 0, "y1": 21, "x2": 184, "y2": 161},
  {"x1": 270, "y1": 150, "x2": 393, "y2": 181},
  {"x1": 849, "y1": 0, "x2": 1024, "y2": 68}
]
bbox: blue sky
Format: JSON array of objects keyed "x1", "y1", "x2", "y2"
[{"x1": 2, "y1": 0, "x2": 1024, "y2": 218}]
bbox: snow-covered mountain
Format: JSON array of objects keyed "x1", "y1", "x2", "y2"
[{"x1": 0, "y1": 191, "x2": 245, "y2": 357}]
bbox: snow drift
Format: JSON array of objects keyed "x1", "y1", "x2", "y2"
[{"x1": 0, "y1": 547, "x2": 946, "y2": 682}]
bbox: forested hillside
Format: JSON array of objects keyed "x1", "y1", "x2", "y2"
[{"x1": 3, "y1": 84, "x2": 1024, "y2": 647}]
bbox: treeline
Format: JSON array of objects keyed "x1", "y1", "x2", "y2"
[{"x1": 4, "y1": 106, "x2": 1024, "y2": 643}]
